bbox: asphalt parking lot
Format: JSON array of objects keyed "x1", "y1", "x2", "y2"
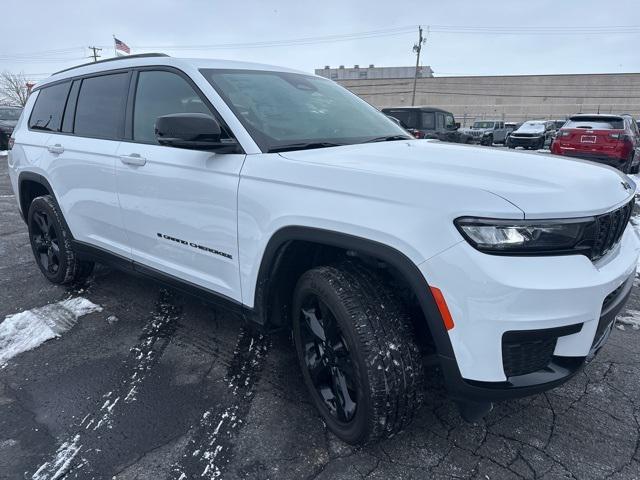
[{"x1": 1, "y1": 150, "x2": 640, "y2": 480}]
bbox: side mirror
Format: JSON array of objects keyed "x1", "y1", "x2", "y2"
[
  {"x1": 455, "y1": 122, "x2": 461, "y2": 129},
  {"x1": 155, "y1": 113, "x2": 238, "y2": 151}
]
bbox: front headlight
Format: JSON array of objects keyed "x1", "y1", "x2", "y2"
[{"x1": 454, "y1": 217, "x2": 594, "y2": 255}]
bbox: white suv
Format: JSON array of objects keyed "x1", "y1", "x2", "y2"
[{"x1": 7, "y1": 54, "x2": 639, "y2": 444}]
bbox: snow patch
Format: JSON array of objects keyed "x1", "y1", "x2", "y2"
[
  {"x1": 32, "y1": 435, "x2": 82, "y2": 480},
  {"x1": 0, "y1": 297, "x2": 102, "y2": 365},
  {"x1": 617, "y1": 310, "x2": 640, "y2": 330}
]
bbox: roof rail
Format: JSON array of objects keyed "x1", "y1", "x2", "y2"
[{"x1": 52, "y1": 53, "x2": 170, "y2": 76}]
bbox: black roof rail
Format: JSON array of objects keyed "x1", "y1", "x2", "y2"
[{"x1": 52, "y1": 53, "x2": 170, "y2": 76}]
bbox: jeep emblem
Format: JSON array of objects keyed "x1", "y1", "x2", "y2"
[{"x1": 621, "y1": 181, "x2": 633, "y2": 192}]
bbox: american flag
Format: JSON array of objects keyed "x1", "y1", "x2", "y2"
[{"x1": 114, "y1": 37, "x2": 130, "y2": 55}]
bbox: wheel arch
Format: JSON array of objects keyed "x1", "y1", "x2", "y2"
[
  {"x1": 17, "y1": 171, "x2": 56, "y2": 222},
  {"x1": 251, "y1": 226, "x2": 455, "y2": 359}
]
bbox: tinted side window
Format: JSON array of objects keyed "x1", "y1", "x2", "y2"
[
  {"x1": 28, "y1": 82, "x2": 71, "y2": 132},
  {"x1": 445, "y1": 115, "x2": 455, "y2": 129},
  {"x1": 133, "y1": 70, "x2": 216, "y2": 144},
  {"x1": 384, "y1": 110, "x2": 417, "y2": 129},
  {"x1": 421, "y1": 112, "x2": 435, "y2": 130},
  {"x1": 74, "y1": 73, "x2": 129, "y2": 139}
]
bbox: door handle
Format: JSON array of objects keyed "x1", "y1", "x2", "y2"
[
  {"x1": 47, "y1": 144, "x2": 64, "y2": 155},
  {"x1": 119, "y1": 154, "x2": 147, "y2": 166}
]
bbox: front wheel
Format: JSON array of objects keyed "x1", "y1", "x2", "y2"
[
  {"x1": 28, "y1": 195, "x2": 94, "y2": 284},
  {"x1": 292, "y1": 263, "x2": 425, "y2": 444}
]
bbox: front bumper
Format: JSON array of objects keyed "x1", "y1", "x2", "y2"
[
  {"x1": 508, "y1": 136, "x2": 544, "y2": 148},
  {"x1": 420, "y1": 226, "x2": 639, "y2": 400}
]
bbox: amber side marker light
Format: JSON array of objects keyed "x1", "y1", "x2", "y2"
[{"x1": 430, "y1": 286, "x2": 455, "y2": 330}]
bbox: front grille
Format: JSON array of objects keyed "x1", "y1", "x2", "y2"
[
  {"x1": 502, "y1": 324, "x2": 583, "y2": 378},
  {"x1": 590, "y1": 200, "x2": 634, "y2": 260},
  {"x1": 470, "y1": 131, "x2": 483, "y2": 137},
  {"x1": 511, "y1": 133, "x2": 539, "y2": 138}
]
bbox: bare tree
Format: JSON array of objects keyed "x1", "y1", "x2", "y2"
[{"x1": 0, "y1": 71, "x2": 31, "y2": 107}]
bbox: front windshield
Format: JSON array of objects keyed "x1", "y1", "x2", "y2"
[
  {"x1": 0, "y1": 108, "x2": 22, "y2": 121},
  {"x1": 516, "y1": 121, "x2": 545, "y2": 133},
  {"x1": 201, "y1": 69, "x2": 409, "y2": 152},
  {"x1": 473, "y1": 122, "x2": 495, "y2": 129}
]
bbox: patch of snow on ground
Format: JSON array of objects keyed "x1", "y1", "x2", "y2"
[
  {"x1": 0, "y1": 297, "x2": 102, "y2": 365},
  {"x1": 32, "y1": 434, "x2": 82, "y2": 480},
  {"x1": 617, "y1": 310, "x2": 640, "y2": 330}
]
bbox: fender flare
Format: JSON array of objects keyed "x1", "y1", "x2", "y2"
[
  {"x1": 17, "y1": 171, "x2": 56, "y2": 221},
  {"x1": 253, "y1": 226, "x2": 456, "y2": 360}
]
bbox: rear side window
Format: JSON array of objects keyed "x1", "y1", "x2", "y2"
[
  {"x1": 28, "y1": 82, "x2": 71, "y2": 132},
  {"x1": 565, "y1": 117, "x2": 624, "y2": 130},
  {"x1": 133, "y1": 70, "x2": 217, "y2": 144},
  {"x1": 383, "y1": 109, "x2": 418, "y2": 129},
  {"x1": 74, "y1": 73, "x2": 129, "y2": 139},
  {"x1": 421, "y1": 112, "x2": 435, "y2": 129}
]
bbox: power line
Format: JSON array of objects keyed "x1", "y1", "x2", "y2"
[{"x1": 3, "y1": 23, "x2": 639, "y2": 59}]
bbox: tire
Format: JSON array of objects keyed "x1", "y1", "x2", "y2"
[
  {"x1": 292, "y1": 263, "x2": 425, "y2": 445},
  {"x1": 481, "y1": 134, "x2": 493, "y2": 146},
  {"x1": 27, "y1": 195, "x2": 94, "y2": 284},
  {"x1": 622, "y1": 154, "x2": 633, "y2": 174}
]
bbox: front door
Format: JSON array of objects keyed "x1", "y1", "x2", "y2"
[{"x1": 115, "y1": 69, "x2": 245, "y2": 301}]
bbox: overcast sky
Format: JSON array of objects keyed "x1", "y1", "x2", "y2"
[{"x1": 2, "y1": 0, "x2": 639, "y2": 82}]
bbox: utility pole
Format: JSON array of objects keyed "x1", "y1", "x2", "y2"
[
  {"x1": 88, "y1": 46, "x2": 102, "y2": 62},
  {"x1": 411, "y1": 26, "x2": 425, "y2": 106}
]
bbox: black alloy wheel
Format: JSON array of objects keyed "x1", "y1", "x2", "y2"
[
  {"x1": 27, "y1": 195, "x2": 94, "y2": 284},
  {"x1": 298, "y1": 295, "x2": 357, "y2": 423},
  {"x1": 30, "y1": 209, "x2": 61, "y2": 277}
]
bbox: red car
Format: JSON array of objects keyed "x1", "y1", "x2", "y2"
[{"x1": 551, "y1": 114, "x2": 640, "y2": 173}]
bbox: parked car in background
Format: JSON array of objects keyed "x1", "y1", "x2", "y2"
[
  {"x1": 0, "y1": 106, "x2": 23, "y2": 151},
  {"x1": 553, "y1": 119, "x2": 567, "y2": 130},
  {"x1": 507, "y1": 120, "x2": 556, "y2": 150},
  {"x1": 504, "y1": 122, "x2": 521, "y2": 143},
  {"x1": 461, "y1": 120, "x2": 509, "y2": 146},
  {"x1": 381, "y1": 107, "x2": 472, "y2": 144},
  {"x1": 551, "y1": 114, "x2": 639, "y2": 173}
]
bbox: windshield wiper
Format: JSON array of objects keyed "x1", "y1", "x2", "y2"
[
  {"x1": 268, "y1": 142, "x2": 345, "y2": 153},
  {"x1": 362, "y1": 134, "x2": 413, "y2": 143}
]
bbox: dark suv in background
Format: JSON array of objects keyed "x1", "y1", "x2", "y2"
[
  {"x1": 551, "y1": 114, "x2": 639, "y2": 173},
  {"x1": 381, "y1": 107, "x2": 472, "y2": 144},
  {"x1": 0, "y1": 106, "x2": 23, "y2": 151},
  {"x1": 506, "y1": 120, "x2": 556, "y2": 150}
]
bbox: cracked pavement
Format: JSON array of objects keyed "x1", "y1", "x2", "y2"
[{"x1": 1, "y1": 155, "x2": 640, "y2": 479}]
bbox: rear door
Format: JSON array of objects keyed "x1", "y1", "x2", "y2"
[
  {"x1": 37, "y1": 72, "x2": 131, "y2": 257},
  {"x1": 115, "y1": 68, "x2": 245, "y2": 301}
]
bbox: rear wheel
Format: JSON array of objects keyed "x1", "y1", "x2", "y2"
[
  {"x1": 622, "y1": 154, "x2": 633, "y2": 174},
  {"x1": 28, "y1": 195, "x2": 94, "y2": 284},
  {"x1": 292, "y1": 263, "x2": 425, "y2": 444}
]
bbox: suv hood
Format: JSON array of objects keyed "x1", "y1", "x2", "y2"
[{"x1": 280, "y1": 140, "x2": 634, "y2": 219}]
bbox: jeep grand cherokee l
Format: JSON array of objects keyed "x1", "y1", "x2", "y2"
[{"x1": 7, "y1": 54, "x2": 639, "y2": 444}]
